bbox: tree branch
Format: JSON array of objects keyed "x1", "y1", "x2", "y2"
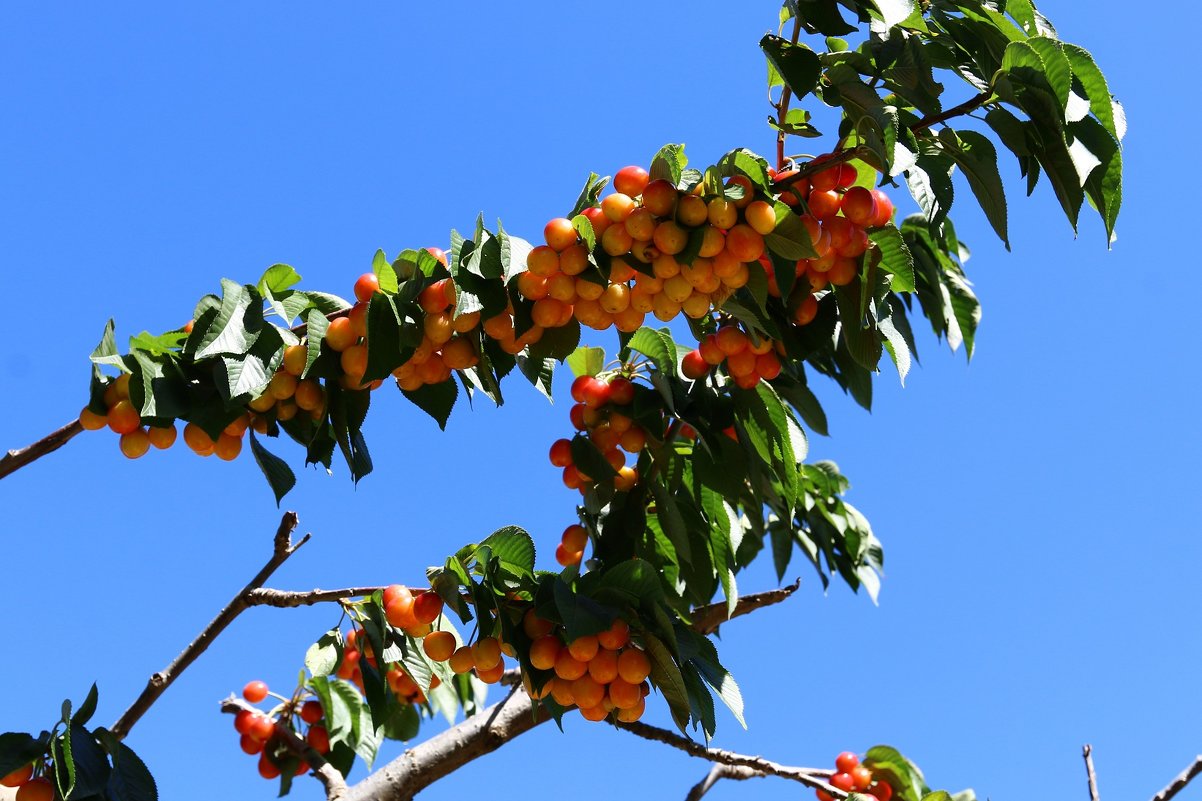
[
  {"x1": 246, "y1": 586, "x2": 387, "y2": 608},
  {"x1": 619, "y1": 719, "x2": 841, "y2": 796},
  {"x1": 0, "y1": 418, "x2": 83, "y2": 481},
  {"x1": 1083, "y1": 744, "x2": 1100, "y2": 801},
  {"x1": 685, "y1": 763, "x2": 765, "y2": 800},
  {"x1": 690, "y1": 579, "x2": 800, "y2": 635},
  {"x1": 111, "y1": 511, "x2": 308, "y2": 739},
  {"x1": 221, "y1": 697, "x2": 348, "y2": 799},
  {"x1": 1150, "y1": 755, "x2": 1202, "y2": 801},
  {"x1": 909, "y1": 90, "x2": 992, "y2": 133},
  {"x1": 343, "y1": 687, "x2": 548, "y2": 801}
]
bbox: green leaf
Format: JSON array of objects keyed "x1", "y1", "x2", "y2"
[
  {"x1": 480, "y1": 526, "x2": 536, "y2": 574},
  {"x1": 257, "y1": 264, "x2": 302, "y2": 296},
  {"x1": 642, "y1": 633, "x2": 690, "y2": 732},
  {"x1": 90, "y1": 319, "x2": 125, "y2": 370},
  {"x1": 401, "y1": 380, "x2": 458, "y2": 430},
  {"x1": 864, "y1": 745, "x2": 928, "y2": 801},
  {"x1": 866, "y1": 0, "x2": 916, "y2": 29},
  {"x1": 96, "y1": 731, "x2": 158, "y2": 801},
  {"x1": 552, "y1": 578, "x2": 614, "y2": 641},
  {"x1": 569, "y1": 172, "x2": 610, "y2": 218},
  {"x1": 570, "y1": 435, "x2": 618, "y2": 481},
  {"x1": 63, "y1": 725, "x2": 111, "y2": 799},
  {"x1": 1070, "y1": 116, "x2": 1122, "y2": 244},
  {"x1": 72, "y1": 684, "x2": 99, "y2": 728},
  {"x1": 372, "y1": 249, "x2": 399, "y2": 294},
  {"x1": 627, "y1": 327, "x2": 679, "y2": 378},
  {"x1": 717, "y1": 148, "x2": 771, "y2": 191},
  {"x1": 649, "y1": 143, "x2": 687, "y2": 185},
  {"x1": 127, "y1": 330, "x2": 187, "y2": 357},
  {"x1": 363, "y1": 294, "x2": 404, "y2": 382},
  {"x1": 1062, "y1": 44, "x2": 1119, "y2": 141},
  {"x1": 937, "y1": 129, "x2": 1009, "y2": 249},
  {"x1": 303, "y1": 308, "x2": 329, "y2": 378},
  {"x1": 765, "y1": 201, "x2": 818, "y2": 260},
  {"x1": 527, "y1": 318, "x2": 581, "y2": 363},
  {"x1": 195, "y1": 279, "x2": 260, "y2": 359},
  {"x1": 869, "y1": 224, "x2": 915, "y2": 292},
  {"x1": 760, "y1": 35, "x2": 822, "y2": 102},
  {"x1": 306, "y1": 629, "x2": 342, "y2": 677},
  {"x1": 566, "y1": 346, "x2": 605, "y2": 378},
  {"x1": 0, "y1": 732, "x2": 49, "y2": 781},
  {"x1": 248, "y1": 431, "x2": 297, "y2": 505},
  {"x1": 595, "y1": 559, "x2": 663, "y2": 607}
]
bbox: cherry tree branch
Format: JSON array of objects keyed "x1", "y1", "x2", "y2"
[
  {"x1": 343, "y1": 686, "x2": 548, "y2": 801},
  {"x1": 618, "y1": 719, "x2": 841, "y2": 796},
  {"x1": 1083, "y1": 744, "x2": 1100, "y2": 801},
  {"x1": 322, "y1": 583, "x2": 801, "y2": 801},
  {"x1": 221, "y1": 697, "x2": 348, "y2": 799},
  {"x1": 1150, "y1": 755, "x2": 1202, "y2": 801},
  {"x1": 247, "y1": 586, "x2": 388, "y2": 608},
  {"x1": 691, "y1": 579, "x2": 800, "y2": 634},
  {"x1": 110, "y1": 511, "x2": 309, "y2": 739},
  {"x1": 774, "y1": 14, "x2": 804, "y2": 170},
  {"x1": 685, "y1": 763, "x2": 766, "y2": 800},
  {"x1": 0, "y1": 418, "x2": 83, "y2": 481},
  {"x1": 909, "y1": 89, "x2": 992, "y2": 133}
]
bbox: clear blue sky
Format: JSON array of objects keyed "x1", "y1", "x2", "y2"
[{"x1": 0, "y1": 3, "x2": 1192, "y2": 800}]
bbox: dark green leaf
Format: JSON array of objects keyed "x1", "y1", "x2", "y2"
[
  {"x1": 247, "y1": 431, "x2": 296, "y2": 505},
  {"x1": 401, "y1": 380, "x2": 458, "y2": 430},
  {"x1": 761, "y1": 35, "x2": 822, "y2": 102}
]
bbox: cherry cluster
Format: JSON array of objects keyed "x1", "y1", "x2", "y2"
[
  {"x1": 548, "y1": 373, "x2": 645, "y2": 496},
  {"x1": 231, "y1": 680, "x2": 329, "y2": 781},
  {"x1": 681, "y1": 323, "x2": 783, "y2": 390},
  {"x1": 816, "y1": 751, "x2": 893, "y2": 801},
  {"x1": 522, "y1": 611, "x2": 651, "y2": 723}
]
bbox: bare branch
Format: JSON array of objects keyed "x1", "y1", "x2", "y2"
[
  {"x1": 685, "y1": 763, "x2": 765, "y2": 800},
  {"x1": 111, "y1": 512, "x2": 308, "y2": 739},
  {"x1": 247, "y1": 586, "x2": 387, "y2": 608},
  {"x1": 618, "y1": 720, "x2": 842, "y2": 797},
  {"x1": 690, "y1": 579, "x2": 800, "y2": 635},
  {"x1": 221, "y1": 697, "x2": 347, "y2": 800},
  {"x1": 343, "y1": 687, "x2": 549, "y2": 801},
  {"x1": 1150, "y1": 755, "x2": 1202, "y2": 801},
  {"x1": 0, "y1": 419, "x2": 83, "y2": 481},
  {"x1": 1083, "y1": 744, "x2": 1100, "y2": 801}
]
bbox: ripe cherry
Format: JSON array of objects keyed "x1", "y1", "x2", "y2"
[
  {"x1": 1, "y1": 763, "x2": 33, "y2": 787},
  {"x1": 243, "y1": 680, "x2": 269, "y2": 703},
  {"x1": 412, "y1": 591, "x2": 443, "y2": 625},
  {"x1": 851, "y1": 765, "x2": 874, "y2": 790},
  {"x1": 613, "y1": 165, "x2": 650, "y2": 197},
  {"x1": 549, "y1": 438, "x2": 573, "y2": 467},
  {"x1": 14, "y1": 778, "x2": 53, "y2": 801},
  {"x1": 841, "y1": 186, "x2": 877, "y2": 226},
  {"x1": 835, "y1": 752, "x2": 860, "y2": 773},
  {"x1": 307, "y1": 725, "x2": 331, "y2": 754},
  {"x1": 681, "y1": 350, "x2": 710, "y2": 380},
  {"x1": 608, "y1": 377, "x2": 635, "y2": 405},
  {"x1": 580, "y1": 377, "x2": 612, "y2": 409},
  {"x1": 353, "y1": 272, "x2": 380, "y2": 303},
  {"x1": 544, "y1": 218, "x2": 578, "y2": 252},
  {"x1": 870, "y1": 781, "x2": 894, "y2": 801},
  {"x1": 299, "y1": 700, "x2": 323, "y2": 724},
  {"x1": 830, "y1": 773, "x2": 856, "y2": 792}
]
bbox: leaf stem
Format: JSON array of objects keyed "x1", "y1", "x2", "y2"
[{"x1": 774, "y1": 15, "x2": 804, "y2": 171}]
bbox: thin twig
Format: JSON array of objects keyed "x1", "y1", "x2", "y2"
[
  {"x1": 620, "y1": 720, "x2": 841, "y2": 796},
  {"x1": 0, "y1": 418, "x2": 84, "y2": 481},
  {"x1": 775, "y1": 14, "x2": 804, "y2": 170},
  {"x1": 690, "y1": 579, "x2": 800, "y2": 634},
  {"x1": 1083, "y1": 744, "x2": 1100, "y2": 801},
  {"x1": 1150, "y1": 755, "x2": 1202, "y2": 801},
  {"x1": 110, "y1": 512, "x2": 309, "y2": 739},
  {"x1": 910, "y1": 89, "x2": 993, "y2": 133},
  {"x1": 686, "y1": 763, "x2": 765, "y2": 800},
  {"x1": 221, "y1": 697, "x2": 347, "y2": 799}
]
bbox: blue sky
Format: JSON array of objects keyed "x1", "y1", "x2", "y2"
[{"x1": 0, "y1": 3, "x2": 1193, "y2": 800}]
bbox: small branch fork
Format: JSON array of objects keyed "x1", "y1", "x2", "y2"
[
  {"x1": 109, "y1": 511, "x2": 309, "y2": 739},
  {"x1": 1083, "y1": 745, "x2": 1202, "y2": 801}
]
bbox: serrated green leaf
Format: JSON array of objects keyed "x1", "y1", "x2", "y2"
[
  {"x1": 760, "y1": 35, "x2": 822, "y2": 102},
  {"x1": 257, "y1": 264, "x2": 302, "y2": 296},
  {"x1": 649, "y1": 143, "x2": 687, "y2": 185},
  {"x1": 248, "y1": 431, "x2": 296, "y2": 505},
  {"x1": 401, "y1": 380, "x2": 457, "y2": 430}
]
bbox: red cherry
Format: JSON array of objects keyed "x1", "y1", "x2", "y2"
[
  {"x1": 580, "y1": 378, "x2": 612, "y2": 409},
  {"x1": 851, "y1": 765, "x2": 874, "y2": 791},
  {"x1": 870, "y1": 781, "x2": 894, "y2": 801},
  {"x1": 869, "y1": 190, "x2": 894, "y2": 227},
  {"x1": 353, "y1": 272, "x2": 380, "y2": 303},
  {"x1": 258, "y1": 753, "x2": 281, "y2": 780},
  {"x1": 243, "y1": 680, "x2": 269, "y2": 703},
  {"x1": 835, "y1": 752, "x2": 860, "y2": 773},
  {"x1": 234, "y1": 709, "x2": 257, "y2": 735},
  {"x1": 570, "y1": 375, "x2": 593, "y2": 403},
  {"x1": 613, "y1": 165, "x2": 650, "y2": 197},
  {"x1": 240, "y1": 734, "x2": 264, "y2": 755},
  {"x1": 830, "y1": 772, "x2": 856, "y2": 793},
  {"x1": 248, "y1": 714, "x2": 276, "y2": 742},
  {"x1": 412, "y1": 591, "x2": 444, "y2": 624},
  {"x1": 569, "y1": 403, "x2": 587, "y2": 431},
  {"x1": 549, "y1": 438, "x2": 573, "y2": 467},
  {"x1": 307, "y1": 725, "x2": 331, "y2": 754},
  {"x1": 840, "y1": 187, "x2": 877, "y2": 226},
  {"x1": 608, "y1": 377, "x2": 635, "y2": 406},
  {"x1": 681, "y1": 350, "x2": 709, "y2": 380},
  {"x1": 300, "y1": 700, "x2": 323, "y2": 724}
]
